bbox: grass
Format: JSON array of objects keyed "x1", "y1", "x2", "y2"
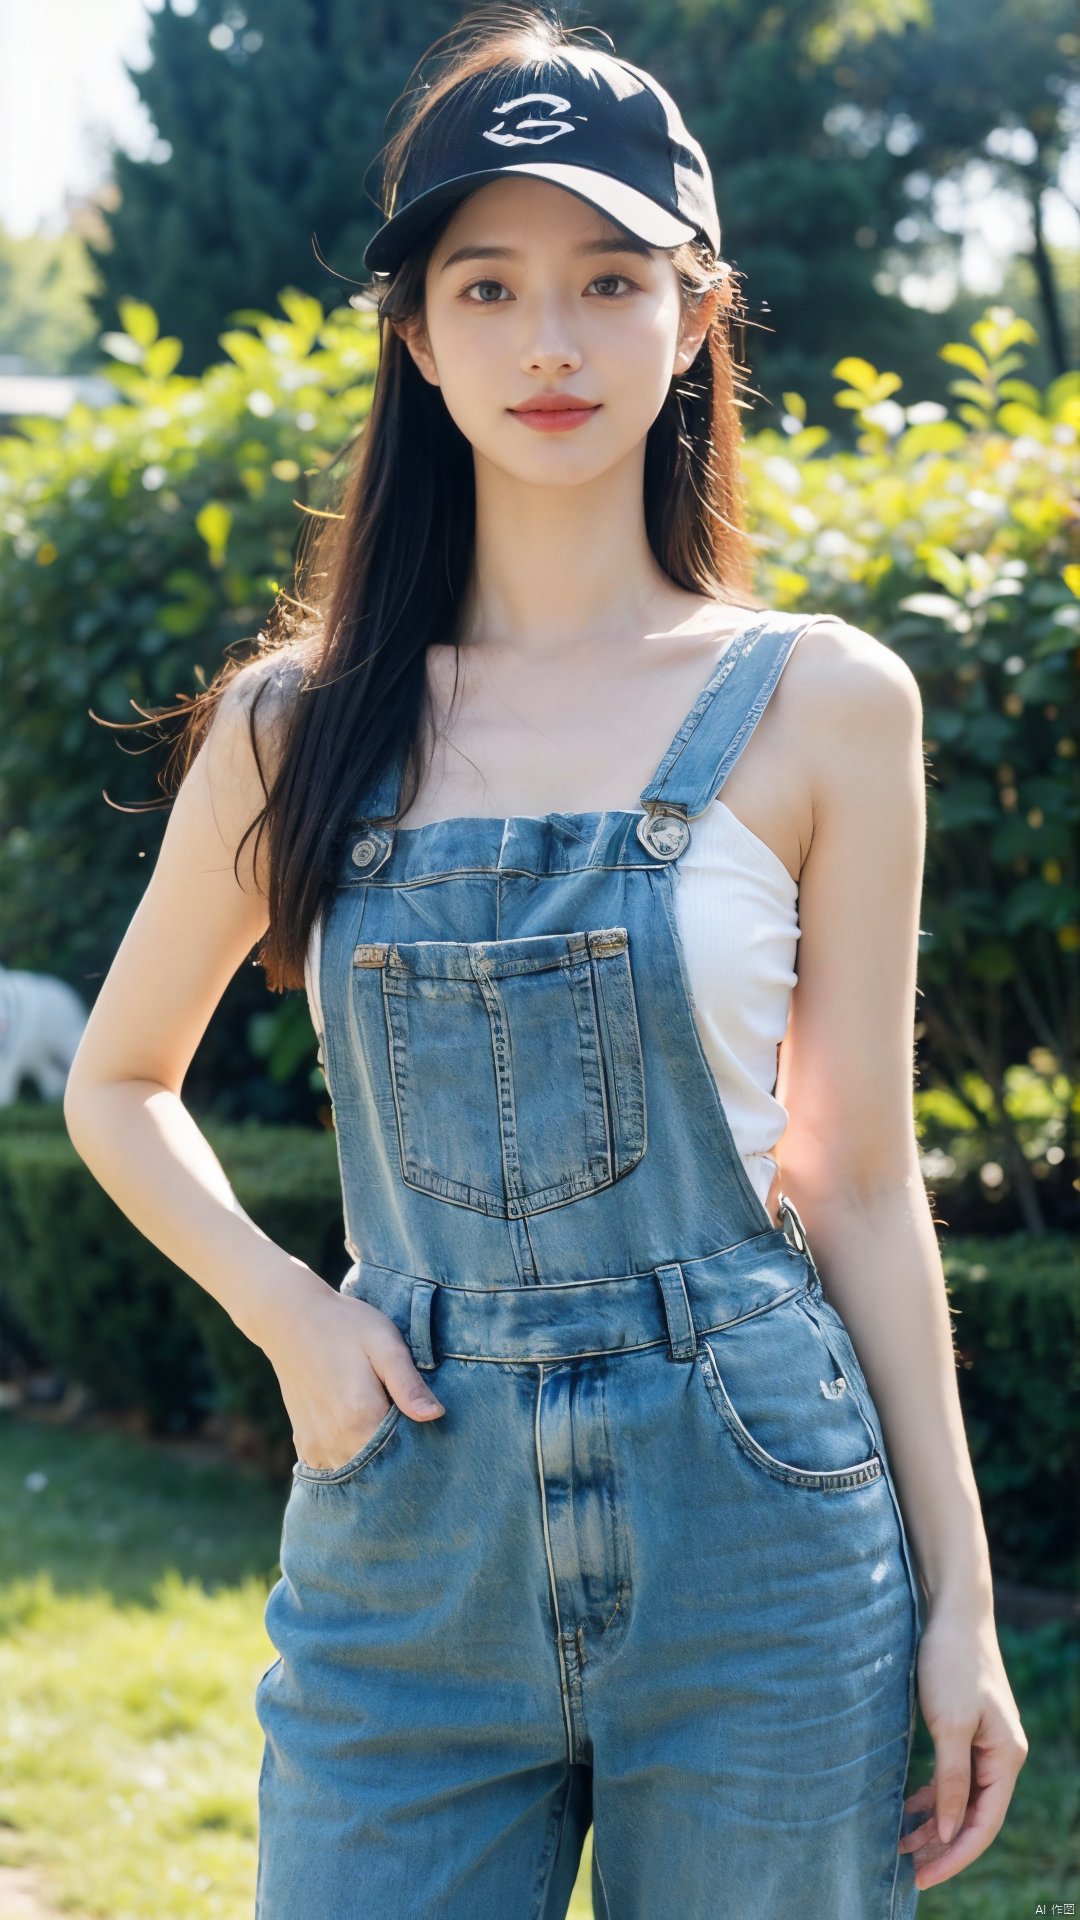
[{"x1": 0, "y1": 1412, "x2": 1073, "y2": 1917}]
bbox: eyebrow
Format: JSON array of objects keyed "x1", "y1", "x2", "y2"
[{"x1": 438, "y1": 235, "x2": 656, "y2": 271}]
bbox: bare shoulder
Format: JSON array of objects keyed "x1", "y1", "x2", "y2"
[
  {"x1": 784, "y1": 614, "x2": 922, "y2": 770},
  {"x1": 201, "y1": 637, "x2": 315, "y2": 799},
  {"x1": 777, "y1": 615, "x2": 927, "y2": 870},
  {"x1": 787, "y1": 613, "x2": 919, "y2": 705},
  {"x1": 170, "y1": 636, "x2": 316, "y2": 898},
  {"x1": 215, "y1": 638, "x2": 312, "y2": 755}
]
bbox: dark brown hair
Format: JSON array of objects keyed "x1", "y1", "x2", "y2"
[{"x1": 131, "y1": 2, "x2": 765, "y2": 993}]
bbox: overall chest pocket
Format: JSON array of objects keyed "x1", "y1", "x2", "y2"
[{"x1": 354, "y1": 926, "x2": 647, "y2": 1217}]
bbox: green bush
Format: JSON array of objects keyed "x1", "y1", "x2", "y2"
[
  {"x1": 1, "y1": 1127, "x2": 213, "y2": 1428},
  {"x1": 913, "y1": 1062, "x2": 1076, "y2": 1227},
  {"x1": 0, "y1": 1110, "x2": 346, "y2": 1439},
  {"x1": 0, "y1": 290, "x2": 371, "y2": 1125},
  {"x1": 0, "y1": 1100, "x2": 70, "y2": 1372},
  {"x1": 759, "y1": 315, "x2": 1080, "y2": 1231},
  {"x1": 942, "y1": 1231, "x2": 1079, "y2": 1591}
]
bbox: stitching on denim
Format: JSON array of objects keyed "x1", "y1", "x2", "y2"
[
  {"x1": 886, "y1": 1618, "x2": 921, "y2": 1918},
  {"x1": 641, "y1": 614, "x2": 771, "y2": 793},
  {"x1": 292, "y1": 1405, "x2": 402, "y2": 1483},
  {"x1": 377, "y1": 934, "x2": 647, "y2": 1218},
  {"x1": 527, "y1": 1767, "x2": 575, "y2": 1920},
  {"x1": 348, "y1": 1227, "x2": 786, "y2": 1298},
  {"x1": 593, "y1": 1843, "x2": 614, "y2": 1920},
  {"x1": 701, "y1": 1337, "x2": 884, "y2": 1489},
  {"x1": 662, "y1": 613, "x2": 833, "y2": 809},
  {"x1": 534, "y1": 1364, "x2": 575, "y2": 1765},
  {"x1": 413, "y1": 1288, "x2": 805, "y2": 1365},
  {"x1": 433, "y1": 1302, "x2": 797, "y2": 1365},
  {"x1": 676, "y1": 1265, "x2": 695, "y2": 1351}
]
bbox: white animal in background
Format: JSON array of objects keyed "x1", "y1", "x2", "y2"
[{"x1": 0, "y1": 966, "x2": 89, "y2": 1105}]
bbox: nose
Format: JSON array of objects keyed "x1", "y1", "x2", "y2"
[{"x1": 518, "y1": 298, "x2": 584, "y2": 377}]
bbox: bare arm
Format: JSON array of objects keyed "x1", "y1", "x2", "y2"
[
  {"x1": 774, "y1": 624, "x2": 975, "y2": 1612},
  {"x1": 773, "y1": 619, "x2": 1027, "y2": 1886},
  {"x1": 62, "y1": 655, "x2": 445, "y2": 1460},
  {"x1": 63, "y1": 659, "x2": 298, "y2": 1345}
]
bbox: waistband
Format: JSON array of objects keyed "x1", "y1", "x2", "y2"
[{"x1": 340, "y1": 1224, "x2": 821, "y2": 1366}]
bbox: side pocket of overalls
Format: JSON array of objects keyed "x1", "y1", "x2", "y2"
[{"x1": 804, "y1": 1291, "x2": 924, "y2": 1637}]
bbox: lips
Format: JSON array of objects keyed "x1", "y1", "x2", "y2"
[{"x1": 509, "y1": 396, "x2": 600, "y2": 413}]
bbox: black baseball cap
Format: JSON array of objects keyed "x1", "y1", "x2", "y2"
[{"x1": 362, "y1": 47, "x2": 721, "y2": 276}]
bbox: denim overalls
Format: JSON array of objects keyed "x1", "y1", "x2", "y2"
[{"x1": 255, "y1": 610, "x2": 924, "y2": 1919}]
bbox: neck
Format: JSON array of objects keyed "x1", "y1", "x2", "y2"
[{"x1": 458, "y1": 444, "x2": 680, "y2": 660}]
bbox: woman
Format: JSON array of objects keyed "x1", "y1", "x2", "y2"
[{"x1": 64, "y1": 8, "x2": 1027, "y2": 1916}]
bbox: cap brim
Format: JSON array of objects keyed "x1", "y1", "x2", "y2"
[{"x1": 362, "y1": 163, "x2": 697, "y2": 274}]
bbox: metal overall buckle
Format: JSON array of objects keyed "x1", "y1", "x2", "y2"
[
  {"x1": 777, "y1": 1192, "x2": 823, "y2": 1299},
  {"x1": 635, "y1": 803, "x2": 691, "y2": 860},
  {"x1": 347, "y1": 821, "x2": 393, "y2": 878},
  {"x1": 777, "y1": 1190, "x2": 809, "y2": 1254}
]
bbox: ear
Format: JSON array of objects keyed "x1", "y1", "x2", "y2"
[
  {"x1": 393, "y1": 316, "x2": 441, "y2": 388},
  {"x1": 673, "y1": 285, "x2": 722, "y2": 375}
]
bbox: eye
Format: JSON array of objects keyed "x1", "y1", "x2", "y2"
[
  {"x1": 589, "y1": 274, "x2": 637, "y2": 298},
  {"x1": 460, "y1": 279, "x2": 510, "y2": 304},
  {"x1": 458, "y1": 273, "x2": 639, "y2": 305}
]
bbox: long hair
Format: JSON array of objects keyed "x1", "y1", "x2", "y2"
[{"x1": 127, "y1": 2, "x2": 765, "y2": 993}]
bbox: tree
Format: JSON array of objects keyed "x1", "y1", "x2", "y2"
[
  {"x1": 830, "y1": 0, "x2": 1080, "y2": 375},
  {"x1": 87, "y1": 0, "x2": 449, "y2": 376}
]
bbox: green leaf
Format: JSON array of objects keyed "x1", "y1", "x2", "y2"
[
  {"x1": 278, "y1": 288, "x2": 325, "y2": 338},
  {"x1": 218, "y1": 330, "x2": 267, "y2": 372},
  {"x1": 144, "y1": 338, "x2": 184, "y2": 380},
  {"x1": 117, "y1": 298, "x2": 160, "y2": 349},
  {"x1": 195, "y1": 501, "x2": 232, "y2": 566},
  {"x1": 920, "y1": 545, "x2": 969, "y2": 598},
  {"x1": 832, "y1": 356, "x2": 879, "y2": 393},
  {"x1": 939, "y1": 342, "x2": 989, "y2": 378}
]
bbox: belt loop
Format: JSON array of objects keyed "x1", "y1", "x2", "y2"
[
  {"x1": 654, "y1": 1263, "x2": 698, "y2": 1360},
  {"x1": 409, "y1": 1279, "x2": 438, "y2": 1370}
]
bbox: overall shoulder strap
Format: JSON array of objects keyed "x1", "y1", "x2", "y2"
[
  {"x1": 362, "y1": 751, "x2": 403, "y2": 824},
  {"x1": 638, "y1": 612, "x2": 832, "y2": 841}
]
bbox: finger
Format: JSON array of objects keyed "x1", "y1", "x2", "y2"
[
  {"x1": 908, "y1": 1772, "x2": 1015, "y2": 1891},
  {"x1": 927, "y1": 1728, "x2": 976, "y2": 1845},
  {"x1": 347, "y1": 1306, "x2": 447, "y2": 1421},
  {"x1": 897, "y1": 1817, "x2": 936, "y2": 1855},
  {"x1": 902, "y1": 1782, "x2": 935, "y2": 1812},
  {"x1": 897, "y1": 1779, "x2": 937, "y2": 1852},
  {"x1": 368, "y1": 1336, "x2": 446, "y2": 1419},
  {"x1": 900, "y1": 1780, "x2": 935, "y2": 1825}
]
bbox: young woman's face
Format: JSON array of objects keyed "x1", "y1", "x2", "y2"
[{"x1": 401, "y1": 175, "x2": 712, "y2": 483}]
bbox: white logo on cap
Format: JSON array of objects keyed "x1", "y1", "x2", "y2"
[{"x1": 482, "y1": 91, "x2": 579, "y2": 147}]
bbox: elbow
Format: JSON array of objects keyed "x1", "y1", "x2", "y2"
[
  {"x1": 62, "y1": 1076, "x2": 91, "y2": 1158},
  {"x1": 64, "y1": 1066, "x2": 178, "y2": 1154},
  {"x1": 62, "y1": 1055, "x2": 109, "y2": 1157}
]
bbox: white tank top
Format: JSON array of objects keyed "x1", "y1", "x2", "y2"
[
  {"x1": 303, "y1": 797, "x2": 797, "y2": 1214},
  {"x1": 675, "y1": 798, "x2": 798, "y2": 1209}
]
